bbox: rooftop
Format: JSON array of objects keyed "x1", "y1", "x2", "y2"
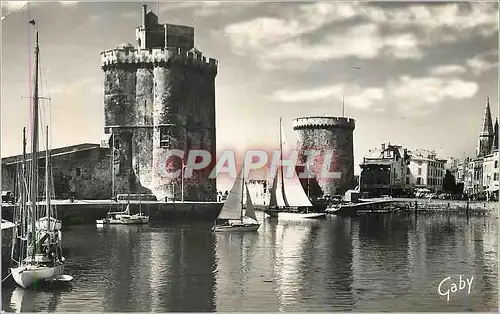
[{"x1": 2, "y1": 143, "x2": 102, "y2": 165}]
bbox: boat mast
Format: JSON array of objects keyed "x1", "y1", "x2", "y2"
[
  {"x1": 111, "y1": 132, "x2": 115, "y2": 202},
  {"x1": 30, "y1": 22, "x2": 40, "y2": 260},
  {"x1": 279, "y1": 118, "x2": 288, "y2": 208},
  {"x1": 22, "y1": 127, "x2": 27, "y2": 238},
  {"x1": 45, "y1": 126, "x2": 51, "y2": 237},
  {"x1": 240, "y1": 163, "x2": 244, "y2": 221},
  {"x1": 137, "y1": 163, "x2": 142, "y2": 215}
]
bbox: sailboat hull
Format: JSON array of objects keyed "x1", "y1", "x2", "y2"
[
  {"x1": 263, "y1": 208, "x2": 326, "y2": 220},
  {"x1": 10, "y1": 264, "x2": 64, "y2": 289},
  {"x1": 96, "y1": 218, "x2": 124, "y2": 225},
  {"x1": 212, "y1": 223, "x2": 260, "y2": 232},
  {"x1": 120, "y1": 215, "x2": 149, "y2": 225}
]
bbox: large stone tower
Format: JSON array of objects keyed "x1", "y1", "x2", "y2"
[
  {"x1": 477, "y1": 96, "x2": 494, "y2": 157},
  {"x1": 293, "y1": 117, "x2": 356, "y2": 197},
  {"x1": 100, "y1": 5, "x2": 218, "y2": 201}
]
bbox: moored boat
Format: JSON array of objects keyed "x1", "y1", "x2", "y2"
[
  {"x1": 10, "y1": 21, "x2": 71, "y2": 289},
  {"x1": 212, "y1": 166, "x2": 260, "y2": 232},
  {"x1": 263, "y1": 118, "x2": 326, "y2": 220}
]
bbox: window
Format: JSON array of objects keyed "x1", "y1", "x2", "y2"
[
  {"x1": 114, "y1": 138, "x2": 120, "y2": 149},
  {"x1": 495, "y1": 161, "x2": 498, "y2": 168},
  {"x1": 418, "y1": 168, "x2": 422, "y2": 175},
  {"x1": 417, "y1": 177, "x2": 422, "y2": 185},
  {"x1": 495, "y1": 173, "x2": 499, "y2": 181},
  {"x1": 159, "y1": 126, "x2": 170, "y2": 148},
  {"x1": 406, "y1": 177, "x2": 410, "y2": 184},
  {"x1": 76, "y1": 168, "x2": 81, "y2": 176}
]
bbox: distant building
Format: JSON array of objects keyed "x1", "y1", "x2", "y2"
[
  {"x1": 406, "y1": 149, "x2": 446, "y2": 193},
  {"x1": 359, "y1": 142, "x2": 410, "y2": 197},
  {"x1": 482, "y1": 150, "x2": 499, "y2": 196},
  {"x1": 246, "y1": 179, "x2": 269, "y2": 206},
  {"x1": 456, "y1": 96, "x2": 499, "y2": 199}
]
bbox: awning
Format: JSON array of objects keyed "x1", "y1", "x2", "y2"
[
  {"x1": 1, "y1": 219, "x2": 15, "y2": 230},
  {"x1": 100, "y1": 133, "x2": 112, "y2": 148},
  {"x1": 486, "y1": 186, "x2": 499, "y2": 192}
]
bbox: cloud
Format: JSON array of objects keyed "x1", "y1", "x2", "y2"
[
  {"x1": 430, "y1": 65, "x2": 467, "y2": 76},
  {"x1": 1, "y1": 1, "x2": 28, "y2": 20},
  {"x1": 227, "y1": 21, "x2": 423, "y2": 68},
  {"x1": 158, "y1": 1, "x2": 251, "y2": 17},
  {"x1": 389, "y1": 76, "x2": 478, "y2": 109},
  {"x1": 273, "y1": 83, "x2": 384, "y2": 110},
  {"x1": 223, "y1": 2, "x2": 497, "y2": 68},
  {"x1": 59, "y1": 1, "x2": 78, "y2": 7},
  {"x1": 273, "y1": 75, "x2": 478, "y2": 114},
  {"x1": 466, "y1": 52, "x2": 497, "y2": 76}
]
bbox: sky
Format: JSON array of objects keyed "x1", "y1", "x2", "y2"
[{"x1": 1, "y1": 1, "x2": 499, "y2": 186}]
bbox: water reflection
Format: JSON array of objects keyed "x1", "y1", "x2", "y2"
[
  {"x1": 1, "y1": 213, "x2": 497, "y2": 312},
  {"x1": 8, "y1": 284, "x2": 71, "y2": 312}
]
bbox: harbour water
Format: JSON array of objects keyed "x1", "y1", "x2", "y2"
[{"x1": 1, "y1": 211, "x2": 498, "y2": 312}]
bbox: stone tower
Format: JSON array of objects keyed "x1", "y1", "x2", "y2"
[
  {"x1": 292, "y1": 116, "x2": 356, "y2": 197},
  {"x1": 477, "y1": 96, "x2": 494, "y2": 157},
  {"x1": 101, "y1": 4, "x2": 218, "y2": 201}
]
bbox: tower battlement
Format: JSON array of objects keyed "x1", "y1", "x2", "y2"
[
  {"x1": 293, "y1": 116, "x2": 356, "y2": 131},
  {"x1": 101, "y1": 46, "x2": 218, "y2": 72}
]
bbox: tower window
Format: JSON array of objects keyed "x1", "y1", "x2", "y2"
[{"x1": 159, "y1": 127, "x2": 170, "y2": 148}]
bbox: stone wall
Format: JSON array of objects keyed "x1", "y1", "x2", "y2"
[
  {"x1": 293, "y1": 117, "x2": 355, "y2": 197},
  {"x1": 2, "y1": 146, "x2": 113, "y2": 200}
]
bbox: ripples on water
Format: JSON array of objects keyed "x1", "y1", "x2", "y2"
[{"x1": 1, "y1": 211, "x2": 498, "y2": 312}]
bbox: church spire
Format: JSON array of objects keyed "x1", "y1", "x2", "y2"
[
  {"x1": 477, "y1": 95, "x2": 494, "y2": 157},
  {"x1": 480, "y1": 95, "x2": 493, "y2": 135},
  {"x1": 493, "y1": 118, "x2": 499, "y2": 151}
]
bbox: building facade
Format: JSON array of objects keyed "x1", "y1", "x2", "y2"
[
  {"x1": 406, "y1": 149, "x2": 446, "y2": 193},
  {"x1": 359, "y1": 143, "x2": 410, "y2": 197},
  {"x1": 101, "y1": 4, "x2": 218, "y2": 201},
  {"x1": 456, "y1": 96, "x2": 499, "y2": 199}
]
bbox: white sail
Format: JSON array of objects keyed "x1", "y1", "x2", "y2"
[
  {"x1": 244, "y1": 183, "x2": 257, "y2": 221},
  {"x1": 278, "y1": 119, "x2": 312, "y2": 208},
  {"x1": 283, "y1": 173, "x2": 313, "y2": 207},
  {"x1": 269, "y1": 167, "x2": 287, "y2": 207},
  {"x1": 217, "y1": 171, "x2": 244, "y2": 220}
]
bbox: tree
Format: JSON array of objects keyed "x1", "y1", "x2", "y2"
[{"x1": 443, "y1": 169, "x2": 459, "y2": 193}]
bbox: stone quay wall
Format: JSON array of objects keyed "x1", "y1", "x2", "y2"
[{"x1": 1, "y1": 201, "x2": 223, "y2": 226}]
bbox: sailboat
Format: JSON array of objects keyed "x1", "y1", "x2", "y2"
[
  {"x1": 10, "y1": 23, "x2": 71, "y2": 288},
  {"x1": 96, "y1": 162, "x2": 149, "y2": 225},
  {"x1": 212, "y1": 167, "x2": 260, "y2": 232},
  {"x1": 263, "y1": 118, "x2": 326, "y2": 220}
]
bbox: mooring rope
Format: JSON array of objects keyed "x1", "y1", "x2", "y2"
[{"x1": 1, "y1": 272, "x2": 12, "y2": 283}]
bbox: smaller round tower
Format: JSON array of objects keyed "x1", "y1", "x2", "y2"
[{"x1": 293, "y1": 116, "x2": 356, "y2": 197}]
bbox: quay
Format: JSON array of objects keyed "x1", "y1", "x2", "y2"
[
  {"x1": 363, "y1": 197, "x2": 497, "y2": 215},
  {"x1": 1, "y1": 200, "x2": 223, "y2": 226}
]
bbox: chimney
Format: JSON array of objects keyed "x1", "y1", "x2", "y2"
[
  {"x1": 142, "y1": 4, "x2": 147, "y2": 29},
  {"x1": 381, "y1": 143, "x2": 386, "y2": 150}
]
